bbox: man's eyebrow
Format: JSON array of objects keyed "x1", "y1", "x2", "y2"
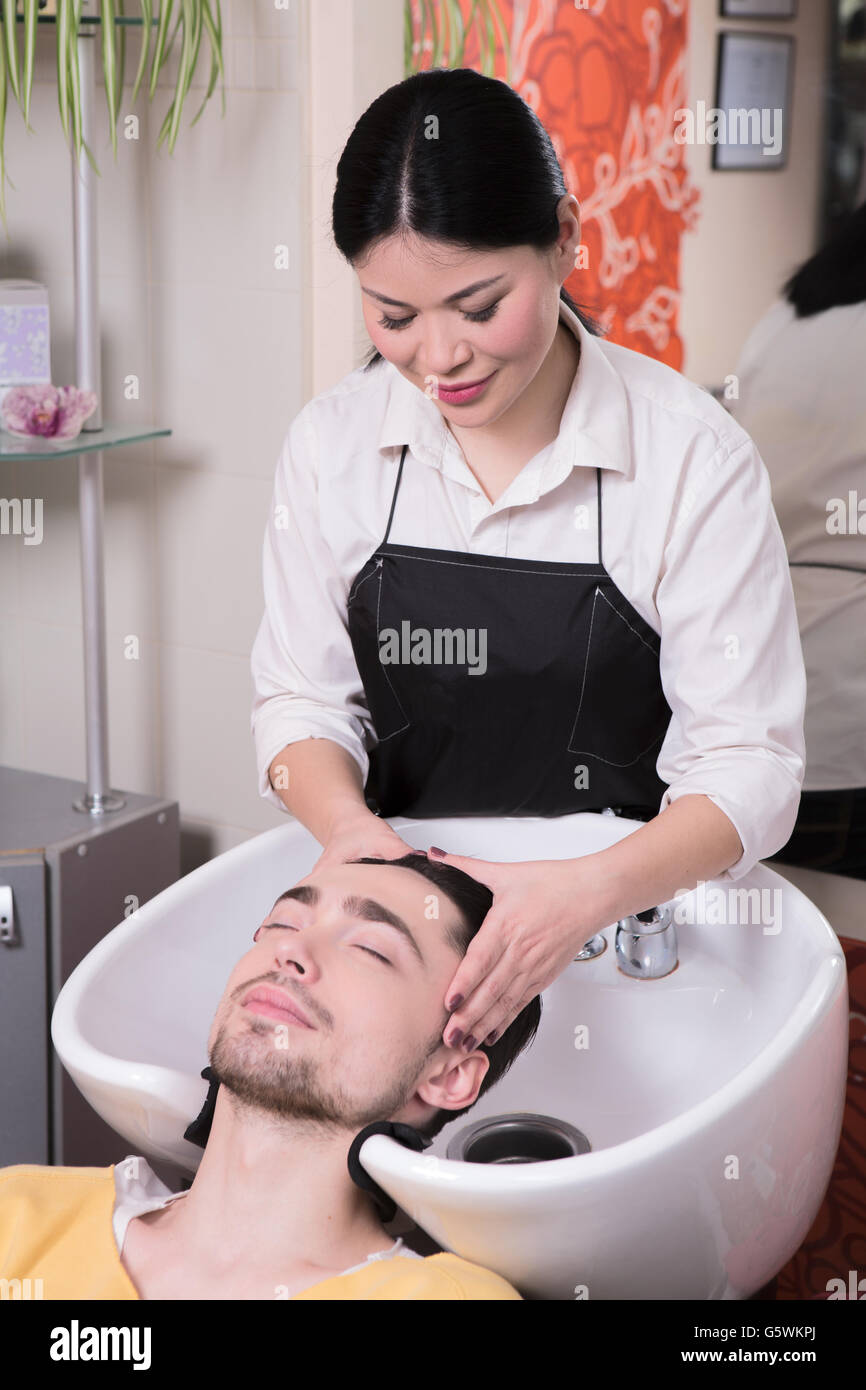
[
  {"x1": 266, "y1": 885, "x2": 426, "y2": 966},
  {"x1": 359, "y1": 273, "x2": 506, "y2": 310}
]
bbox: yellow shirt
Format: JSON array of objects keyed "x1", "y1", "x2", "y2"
[{"x1": 0, "y1": 1164, "x2": 522, "y2": 1301}]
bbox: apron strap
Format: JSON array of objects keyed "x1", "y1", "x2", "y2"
[
  {"x1": 382, "y1": 443, "x2": 409, "y2": 547},
  {"x1": 596, "y1": 467, "x2": 603, "y2": 567}
]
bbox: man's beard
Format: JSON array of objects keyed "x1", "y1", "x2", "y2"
[{"x1": 209, "y1": 1010, "x2": 442, "y2": 1132}]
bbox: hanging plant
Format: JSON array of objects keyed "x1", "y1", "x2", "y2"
[
  {"x1": 405, "y1": 0, "x2": 511, "y2": 81},
  {"x1": 0, "y1": 0, "x2": 225, "y2": 232}
]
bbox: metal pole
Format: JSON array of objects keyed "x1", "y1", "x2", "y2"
[{"x1": 71, "y1": 27, "x2": 124, "y2": 815}]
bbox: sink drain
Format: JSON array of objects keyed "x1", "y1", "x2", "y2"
[{"x1": 445, "y1": 1112, "x2": 592, "y2": 1164}]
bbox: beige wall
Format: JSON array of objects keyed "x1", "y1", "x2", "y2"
[
  {"x1": 680, "y1": 0, "x2": 832, "y2": 386},
  {"x1": 307, "y1": 0, "x2": 403, "y2": 396}
]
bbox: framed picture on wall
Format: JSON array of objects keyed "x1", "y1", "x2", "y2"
[
  {"x1": 712, "y1": 32, "x2": 794, "y2": 169},
  {"x1": 719, "y1": 0, "x2": 797, "y2": 17}
]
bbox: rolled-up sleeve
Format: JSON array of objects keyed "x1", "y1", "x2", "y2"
[
  {"x1": 654, "y1": 434, "x2": 807, "y2": 882},
  {"x1": 250, "y1": 406, "x2": 372, "y2": 813}
]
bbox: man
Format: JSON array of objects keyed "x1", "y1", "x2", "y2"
[{"x1": 0, "y1": 853, "x2": 541, "y2": 1299}]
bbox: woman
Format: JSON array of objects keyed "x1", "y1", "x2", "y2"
[
  {"x1": 251, "y1": 68, "x2": 806, "y2": 1058},
  {"x1": 730, "y1": 199, "x2": 866, "y2": 878}
]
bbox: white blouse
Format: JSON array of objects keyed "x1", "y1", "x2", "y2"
[
  {"x1": 729, "y1": 296, "x2": 866, "y2": 791},
  {"x1": 250, "y1": 298, "x2": 807, "y2": 884}
]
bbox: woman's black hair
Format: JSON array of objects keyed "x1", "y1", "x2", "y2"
[
  {"x1": 782, "y1": 198, "x2": 866, "y2": 317},
  {"x1": 331, "y1": 66, "x2": 603, "y2": 369}
]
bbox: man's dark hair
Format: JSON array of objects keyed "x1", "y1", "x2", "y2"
[{"x1": 347, "y1": 854, "x2": 542, "y2": 1140}]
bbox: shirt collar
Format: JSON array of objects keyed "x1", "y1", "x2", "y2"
[{"x1": 376, "y1": 296, "x2": 632, "y2": 500}]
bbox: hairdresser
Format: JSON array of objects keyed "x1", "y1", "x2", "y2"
[{"x1": 251, "y1": 69, "x2": 806, "y2": 1059}]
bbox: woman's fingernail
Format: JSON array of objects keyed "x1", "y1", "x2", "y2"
[
  {"x1": 462, "y1": 1035, "x2": 477, "y2": 1053},
  {"x1": 448, "y1": 1028, "x2": 464, "y2": 1049},
  {"x1": 485, "y1": 1030, "x2": 498, "y2": 1045},
  {"x1": 447, "y1": 994, "x2": 463, "y2": 1011},
  {"x1": 428, "y1": 846, "x2": 447, "y2": 857}
]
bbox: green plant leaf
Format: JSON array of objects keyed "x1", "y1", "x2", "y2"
[
  {"x1": 21, "y1": 0, "x2": 37, "y2": 129},
  {"x1": 439, "y1": 0, "x2": 450, "y2": 64},
  {"x1": 0, "y1": 28, "x2": 8, "y2": 234},
  {"x1": 2, "y1": 0, "x2": 20, "y2": 109},
  {"x1": 81, "y1": 132, "x2": 102, "y2": 178},
  {"x1": 182, "y1": 0, "x2": 203, "y2": 145},
  {"x1": 464, "y1": 0, "x2": 479, "y2": 66},
  {"x1": 56, "y1": 0, "x2": 71, "y2": 143},
  {"x1": 68, "y1": 0, "x2": 82, "y2": 163},
  {"x1": 149, "y1": 0, "x2": 174, "y2": 100},
  {"x1": 130, "y1": 0, "x2": 153, "y2": 105},
  {"x1": 0, "y1": 27, "x2": 18, "y2": 241},
  {"x1": 191, "y1": 0, "x2": 225, "y2": 127},
  {"x1": 487, "y1": 0, "x2": 511, "y2": 85},
  {"x1": 0, "y1": 0, "x2": 224, "y2": 218},
  {"x1": 403, "y1": 0, "x2": 412, "y2": 74},
  {"x1": 162, "y1": 0, "x2": 195, "y2": 155},
  {"x1": 117, "y1": 0, "x2": 127, "y2": 116},
  {"x1": 448, "y1": 0, "x2": 468, "y2": 68},
  {"x1": 424, "y1": 0, "x2": 440, "y2": 68},
  {"x1": 101, "y1": 0, "x2": 120, "y2": 160},
  {"x1": 481, "y1": 0, "x2": 495, "y2": 76}
]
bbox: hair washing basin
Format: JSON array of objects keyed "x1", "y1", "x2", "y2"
[{"x1": 51, "y1": 810, "x2": 848, "y2": 1300}]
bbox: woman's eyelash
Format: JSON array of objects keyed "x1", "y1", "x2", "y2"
[
  {"x1": 254, "y1": 922, "x2": 390, "y2": 965},
  {"x1": 377, "y1": 302, "x2": 500, "y2": 331}
]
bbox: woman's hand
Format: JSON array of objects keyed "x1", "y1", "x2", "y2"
[
  {"x1": 427, "y1": 848, "x2": 615, "y2": 1051},
  {"x1": 310, "y1": 809, "x2": 420, "y2": 874}
]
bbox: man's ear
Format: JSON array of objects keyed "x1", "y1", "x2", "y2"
[{"x1": 414, "y1": 1048, "x2": 490, "y2": 1115}]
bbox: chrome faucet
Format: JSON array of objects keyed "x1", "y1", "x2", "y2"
[{"x1": 615, "y1": 905, "x2": 678, "y2": 978}]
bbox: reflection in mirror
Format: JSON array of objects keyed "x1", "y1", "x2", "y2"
[
  {"x1": 728, "y1": 188, "x2": 866, "y2": 879},
  {"x1": 706, "y1": 3, "x2": 866, "y2": 880}
]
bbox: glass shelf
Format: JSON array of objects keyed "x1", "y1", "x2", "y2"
[{"x1": 0, "y1": 423, "x2": 171, "y2": 460}]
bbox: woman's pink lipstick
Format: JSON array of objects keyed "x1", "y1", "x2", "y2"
[{"x1": 436, "y1": 370, "x2": 496, "y2": 404}]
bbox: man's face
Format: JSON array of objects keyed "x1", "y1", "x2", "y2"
[{"x1": 207, "y1": 862, "x2": 488, "y2": 1132}]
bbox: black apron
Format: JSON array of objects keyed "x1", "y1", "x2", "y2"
[{"x1": 346, "y1": 443, "x2": 673, "y2": 821}]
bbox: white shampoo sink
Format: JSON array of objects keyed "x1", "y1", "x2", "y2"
[{"x1": 51, "y1": 811, "x2": 848, "y2": 1300}]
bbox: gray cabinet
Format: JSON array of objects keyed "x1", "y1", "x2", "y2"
[{"x1": 0, "y1": 765, "x2": 180, "y2": 1168}]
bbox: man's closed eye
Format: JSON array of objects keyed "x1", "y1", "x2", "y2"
[{"x1": 255, "y1": 920, "x2": 392, "y2": 966}]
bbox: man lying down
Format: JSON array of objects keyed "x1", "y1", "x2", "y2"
[{"x1": 0, "y1": 853, "x2": 541, "y2": 1300}]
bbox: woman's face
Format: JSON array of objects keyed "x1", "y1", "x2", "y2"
[{"x1": 356, "y1": 212, "x2": 579, "y2": 427}]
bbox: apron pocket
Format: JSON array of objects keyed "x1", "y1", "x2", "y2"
[{"x1": 567, "y1": 585, "x2": 671, "y2": 766}]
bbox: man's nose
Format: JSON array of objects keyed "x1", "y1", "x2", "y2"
[{"x1": 269, "y1": 926, "x2": 320, "y2": 977}]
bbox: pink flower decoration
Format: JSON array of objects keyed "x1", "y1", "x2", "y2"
[{"x1": 2, "y1": 384, "x2": 98, "y2": 440}]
